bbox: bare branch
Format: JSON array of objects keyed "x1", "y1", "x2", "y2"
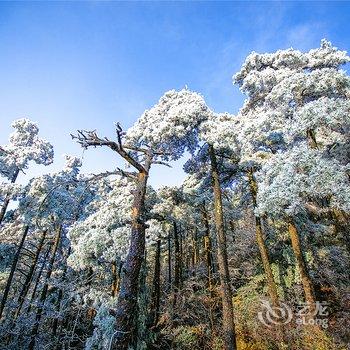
[
  {"x1": 83, "y1": 169, "x2": 137, "y2": 182},
  {"x1": 153, "y1": 161, "x2": 172, "y2": 168},
  {"x1": 71, "y1": 129, "x2": 147, "y2": 174}
]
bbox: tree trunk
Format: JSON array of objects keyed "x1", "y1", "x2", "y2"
[
  {"x1": 202, "y1": 204, "x2": 216, "y2": 331},
  {"x1": 112, "y1": 164, "x2": 150, "y2": 350},
  {"x1": 148, "y1": 239, "x2": 161, "y2": 328},
  {"x1": 167, "y1": 232, "x2": 172, "y2": 288},
  {"x1": 192, "y1": 227, "x2": 199, "y2": 267},
  {"x1": 14, "y1": 230, "x2": 47, "y2": 320},
  {"x1": 202, "y1": 204, "x2": 214, "y2": 293},
  {"x1": 0, "y1": 168, "x2": 19, "y2": 226},
  {"x1": 332, "y1": 209, "x2": 350, "y2": 256},
  {"x1": 173, "y1": 221, "x2": 181, "y2": 308},
  {"x1": 179, "y1": 225, "x2": 183, "y2": 285},
  {"x1": 52, "y1": 247, "x2": 71, "y2": 337},
  {"x1": 29, "y1": 225, "x2": 62, "y2": 350},
  {"x1": 208, "y1": 144, "x2": 237, "y2": 350},
  {"x1": 116, "y1": 261, "x2": 123, "y2": 294},
  {"x1": 111, "y1": 260, "x2": 119, "y2": 298},
  {"x1": 288, "y1": 219, "x2": 316, "y2": 313},
  {"x1": 247, "y1": 169, "x2": 280, "y2": 307},
  {"x1": 26, "y1": 246, "x2": 51, "y2": 314},
  {"x1": 0, "y1": 225, "x2": 29, "y2": 320}
]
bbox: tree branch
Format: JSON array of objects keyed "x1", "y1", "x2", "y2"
[{"x1": 71, "y1": 130, "x2": 147, "y2": 174}]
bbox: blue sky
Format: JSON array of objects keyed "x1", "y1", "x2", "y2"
[{"x1": 0, "y1": 1, "x2": 349, "y2": 187}]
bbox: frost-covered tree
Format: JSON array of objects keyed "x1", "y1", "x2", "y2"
[
  {"x1": 0, "y1": 155, "x2": 90, "y2": 349},
  {"x1": 184, "y1": 112, "x2": 240, "y2": 350},
  {"x1": 73, "y1": 88, "x2": 212, "y2": 350},
  {"x1": 234, "y1": 39, "x2": 350, "y2": 313},
  {"x1": 2, "y1": 39, "x2": 350, "y2": 350},
  {"x1": 0, "y1": 119, "x2": 53, "y2": 225},
  {"x1": 197, "y1": 112, "x2": 282, "y2": 309}
]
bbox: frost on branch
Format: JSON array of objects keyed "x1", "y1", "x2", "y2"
[
  {"x1": 68, "y1": 176, "x2": 135, "y2": 270},
  {"x1": 198, "y1": 112, "x2": 239, "y2": 152},
  {"x1": 233, "y1": 39, "x2": 350, "y2": 166},
  {"x1": 234, "y1": 39, "x2": 349, "y2": 91},
  {"x1": 256, "y1": 145, "x2": 350, "y2": 217},
  {"x1": 18, "y1": 154, "x2": 83, "y2": 227},
  {"x1": 0, "y1": 118, "x2": 54, "y2": 180},
  {"x1": 125, "y1": 89, "x2": 213, "y2": 160}
]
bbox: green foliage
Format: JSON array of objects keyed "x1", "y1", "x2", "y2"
[{"x1": 172, "y1": 325, "x2": 210, "y2": 350}]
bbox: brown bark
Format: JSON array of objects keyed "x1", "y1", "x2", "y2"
[
  {"x1": 14, "y1": 230, "x2": 48, "y2": 319},
  {"x1": 167, "y1": 232, "x2": 172, "y2": 288},
  {"x1": 173, "y1": 220, "x2": 181, "y2": 308},
  {"x1": 179, "y1": 226, "x2": 184, "y2": 281},
  {"x1": 29, "y1": 225, "x2": 62, "y2": 350},
  {"x1": 148, "y1": 239, "x2": 161, "y2": 328},
  {"x1": 192, "y1": 227, "x2": 199, "y2": 266},
  {"x1": 202, "y1": 205, "x2": 215, "y2": 331},
  {"x1": 247, "y1": 169, "x2": 280, "y2": 307},
  {"x1": 228, "y1": 220, "x2": 236, "y2": 242},
  {"x1": 208, "y1": 144, "x2": 237, "y2": 350},
  {"x1": 111, "y1": 261, "x2": 119, "y2": 298},
  {"x1": 202, "y1": 204, "x2": 214, "y2": 293},
  {"x1": 0, "y1": 168, "x2": 19, "y2": 226},
  {"x1": 0, "y1": 225, "x2": 29, "y2": 320},
  {"x1": 288, "y1": 219, "x2": 316, "y2": 313},
  {"x1": 255, "y1": 218, "x2": 280, "y2": 307},
  {"x1": 306, "y1": 129, "x2": 318, "y2": 149},
  {"x1": 116, "y1": 261, "x2": 123, "y2": 295},
  {"x1": 111, "y1": 159, "x2": 150, "y2": 350},
  {"x1": 332, "y1": 209, "x2": 350, "y2": 255}
]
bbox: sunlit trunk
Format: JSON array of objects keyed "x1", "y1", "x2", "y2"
[
  {"x1": 208, "y1": 144, "x2": 237, "y2": 350},
  {"x1": 111, "y1": 260, "x2": 122, "y2": 298},
  {"x1": 247, "y1": 169, "x2": 280, "y2": 307},
  {"x1": 112, "y1": 161, "x2": 150, "y2": 350},
  {"x1": 288, "y1": 219, "x2": 316, "y2": 313}
]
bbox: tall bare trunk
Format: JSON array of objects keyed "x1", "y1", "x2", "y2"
[
  {"x1": 192, "y1": 227, "x2": 199, "y2": 267},
  {"x1": 173, "y1": 221, "x2": 181, "y2": 308},
  {"x1": 202, "y1": 204, "x2": 214, "y2": 293},
  {"x1": 0, "y1": 225, "x2": 29, "y2": 320},
  {"x1": 112, "y1": 163, "x2": 150, "y2": 350},
  {"x1": 179, "y1": 226, "x2": 184, "y2": 283},
  {"x1": 208, "y1": 144, "x2": 237, "y2": 350},
  {"x1": 247, "y1": 169, "x2": 279, "y2": 307},
  {"x1": 148, "y1": 239, "x2": 161, "y2": 328},
  {"x1": 288, "y1": 219, "x2": 316, "y2": 313},
  {"x1": 28, "y1": 225, "x2": 62, "y2": 350},
  {"x1": 202, "y1": 204, "x2": 215, "y2": 331},
  {"x1": 167, "y1": 232, "x2": 172, "y2": 288},
  {"x1": 14, "y1": 230, "x2": 47, "y2": 319}
]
